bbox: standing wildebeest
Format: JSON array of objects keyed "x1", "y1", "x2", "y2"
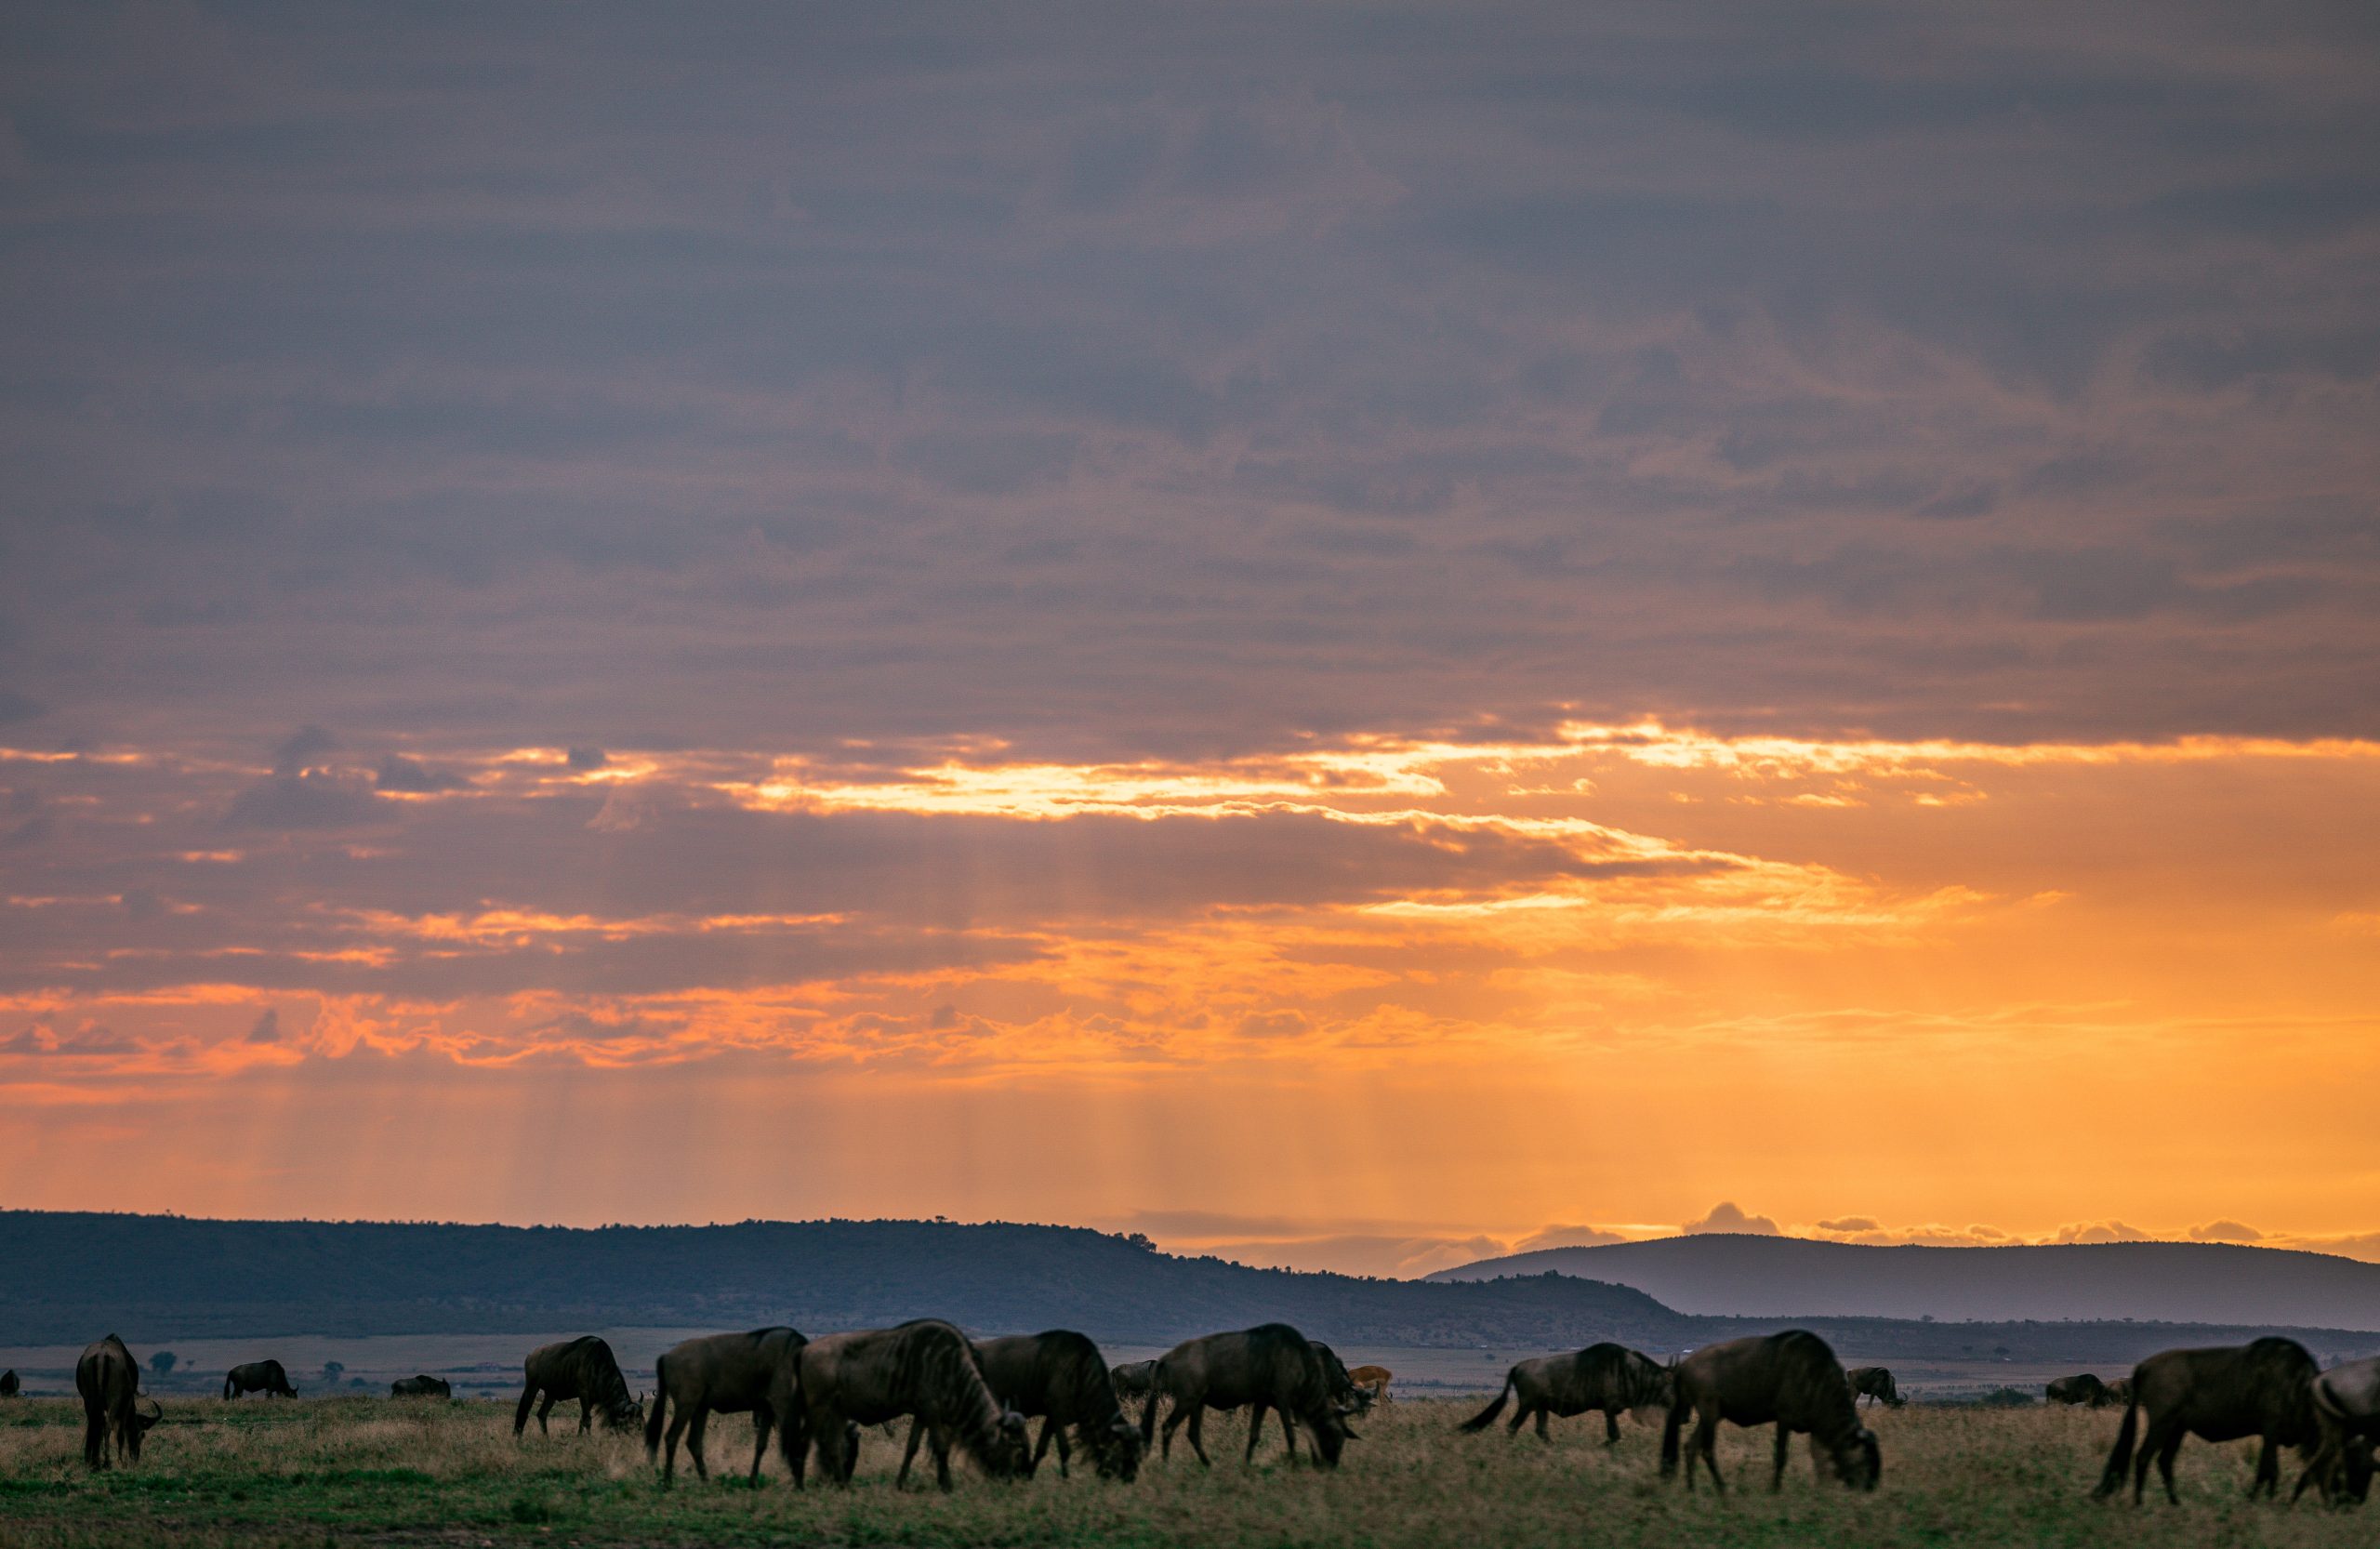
[
  {"x1": 797, "y1": 1320, "x2": 1026, "y2": 1491},
  {"x1": 390, "y1": 1375, "x2": 452, "y2": 1398},
  {"x1": 900, "y1": 1331, "x2": 1141, "y2": 1484},
  {"x1": 514, "y1": 1336, "x2": 642, "y2": 1437},
  {"x1": 2048, "y1": 1374, "x2": 2110, "y2": 1409},
  {"x1": 2291, "y1": 1355, "x2": 2380, "y2": 1506},
  {"x1": 223, "y1": 1360, "x2": 298, "y2": 1399},
  {"x1": 644, "y1": 1326, "x2": 808, "y2": 1486},
  {"x1": 0, "y1": 1370, "x2": 17, "y2": 1398},
  {"x1": 1463, "y1": 1344, "x2": 1672, "y2": 1445},
  {"x1": 2094, "y1": 1337, "x2": 2318, "y2": 1504},
  {"x1": 1661, "y1": 1331, "x2": 1881, "y2": 1494},
  {"x1": 1110, "y1": 1360, "x2": 1156, "y2": 1401},
  {"x1": 75, "y1": 1335, "x2": 163, "y2": 1469},
  {"x1": 1141, "y1": 1323, "x2": 1357, "y2": 1469},
  {"x1": 1847, "y1": 1367, "x2": 1905, "y2": 1408},
  {"x1": 1347, "y1": 1365, "x2": 1393, "y2": 1406}
]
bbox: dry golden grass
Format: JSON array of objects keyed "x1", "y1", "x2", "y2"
[{"x1": 0, "y1": 1393, "x2": 2369, "y2": 1547}]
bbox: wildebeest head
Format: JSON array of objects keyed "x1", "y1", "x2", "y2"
[
  {"x1": 1825, "y1": 1425, "x2": 1883, "y2": 1491},
  {"x1": 1090, "y1": 1415, "x2": 1144, "y2": 1482},
  {"x1": 987, "y1": 1406, "x2": 1030, "y2": 1478},
  {"x1": 607, "y1": 1392, "x2": 644, "y2": 1430},
  {"x1": 126, "y1": 1397, "x2": 163, "y2": 1461},
  {"x1": 1307, "y1": 1406, "x2": 1353, "y2": 1466}
]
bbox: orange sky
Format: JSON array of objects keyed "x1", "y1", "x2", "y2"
[{"x1": 6, "y1": 722, "x2": 2375, "y2": 1273}]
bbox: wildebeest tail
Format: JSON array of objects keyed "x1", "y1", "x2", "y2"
[
  {"x1": 2093, "y1": 1397, "x2": 2141, "y2": 1499},
  {"x1": 1139, "y1": 1358, "x2": 1166, "y2": 1448},
  {"x1": 643, "y1": 1354, "x2": 668, "y2": 1459},
  {"x1": 1461, "y1": 1376, "x2": 1514, "y2": 1432},
  {"x1": 222, "y1": 1373, "x2": 234, "y2": 1401}
]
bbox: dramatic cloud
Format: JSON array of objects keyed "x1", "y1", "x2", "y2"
[
  {"x1": 1684, "y1": 1201, "x2": 1782, "y2": 1237},
  {"x1": 2189, "y1": 1220, "x2": 2264, "y2": 1243}
]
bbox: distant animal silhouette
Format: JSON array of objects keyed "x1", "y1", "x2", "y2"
[
  {"x1": 1141, "y1": 1323, "x2": 1357, "y2": 1469},
  {"x1": 797, "y1": 1319, "x2": 1026, "y2": 1491},
  {"x1": 1661, "y1": 1331, "x2": 1880, "y2": 1493},
  {"x1": 390, "y1": 1375, "x2": 452, "y2": 1398},
  {"x1": 1846, "y1": 1367, "x2": 1905, "y2": 1408},
  {"x1": 1463, "y1": 1344, "x2": 1672, "y2": 1444},
  {"x1": 644, "y1": 1327, "x2": 807, "y2": 1486},
  {"x1": 2047, "y1": 1373, "x2": 2110, "y2": 1408},
  {"x1": 0, "y1": 1370, "x2": 18, "y2": 1398},
  {"x1": 76, "y1": 1335, "x2": 163, "y2": 1469},
  {"x1": 223, "y1": 1360, "x2": 298, "y2": 1399},
  {"x1": 2094, "y1": 1338, "x2": 2317, "y2": 1504},
  {"x1": 515, "y1": 1336, "x2": 641, "y2": 1436}
]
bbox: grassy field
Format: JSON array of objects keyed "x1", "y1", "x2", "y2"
[{"x1": 0, "y1": 1394, "x2": 2367, "y2": 1548}]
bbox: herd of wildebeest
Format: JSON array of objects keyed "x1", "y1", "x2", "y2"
[{"x1": 20, "y1": 1320, "x2": 2380, "y2": 1508}]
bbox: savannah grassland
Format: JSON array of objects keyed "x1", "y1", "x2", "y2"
[{"x1": 0, "y1": 1395, "x2": 2367, "y2": 1549}]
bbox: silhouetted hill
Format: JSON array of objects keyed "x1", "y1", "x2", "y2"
[
  {"x1": 0, "y1": 1211, "x2": 1682, "y2": 1349},
  {"x1": 1428, "y1": 1235, "x2": 2380, "y2": 1331}
]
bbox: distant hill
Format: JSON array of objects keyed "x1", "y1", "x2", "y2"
[
  {"x1": 1428, "y1": 1235, "x2": 2380, "y2": 1331},
  {"x1": 0, "y1": 1211, "x2": 1682, "y2": 1349}
]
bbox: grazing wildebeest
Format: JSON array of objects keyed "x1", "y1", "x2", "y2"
[
  {"x1": 2291, "y1": 1355, "x2": 2380, "y2": 1506},
  {"x1": 797, "y1": 1320, "x2": 1026, "y2": 1491},
  {"x1": 1141, "y1": 1323, "x2": 1357, "y2": 1469},
  {"x1": 644, "y1": 1326, "x2": 808, "y2": 1486},
  {"x1": 1310, "y1": 1341, "x2": 1367, "y2": 1413},
  {"x1": 0, "y1": 1370, "x2": 17, "y2": 1398},
  {"x1": 1661, "y1": 1331, "x2": 1881, "y2": 1494},
  {"x1": 1462, "y1": 1344, "x2": 1672, "y2": 1445},
  {"x1": 2103, "y1": 1376, "x2": 2133, "y2": 1407},
  {"x1": 1847, "y1": 1367, "x2": 1905, "y2": 1409},
  {"x1": 223, "y1": 1360, "x2": 298, "y2": 1400},
  {"x1": 75, "y1": 1335, "x2": 163, "y2": 1469},
  {"x1": 1347, "y1": 1365, "x2": 1393, "y2": 1406},
  {"x1": 1110, "y1": 1360, "x2": 1157, "y2": 1400},
  {"x1": 2047, "y1": 1374, "x2": 2110, "y2": 1408},
  {"x1": 2094, "y1": 1337, "x2": 2318, "y2": 1504},
  {"x1": 900, "y1": 1330, "x2": 1141, "y2": 1484},
  {"x1": 514, "y1": 1336, "x2": 643, "y2": 1437},
  {"x1": 390, "y1": 1375, "x2": 453, "y2": 1398}
]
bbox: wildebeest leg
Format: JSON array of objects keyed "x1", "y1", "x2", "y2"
[
  {"x1": 84, "y1": 1409, "x2": 108, "y2": 1470},
  {"x1": 513, "y1": 1383, "x2": 538, "y2": 1437},
  {"x1": 1692, "y1": 1409, "x2": 1725, "y2": 1494},
  {"x1": 2143, "y1": 1419, "x2": 2184, "y2": 1505},
  {"x1": 662, "y1": 1404, "x2": 691, "y2": 1483},
  {"x1": 748, "y1": 1404, "x2": 774, "y2": 1485},
  {"x1": 1030, "y1": 1416, "x2": 1063, "y2": 1478},
  {"x1": 1159, "y1": 1398, "x2": 1185, "y2": 1461},
  {"x1": 577, "y1": 1395, "x2": 594, "y2": 1434},
  {"x1": 1604, "y1": 1407, "x2": 1621, "y2": 1447},
  {"x1": 685, "y1": 1405, "x2": 711, "y2": 1481},
  {"x1": 931, "y1": 1420, "x2": 956, "y2": 1492},
  {"x1": 1184, "y1": 1403, "x2": 1211, "y2": 1467},
  {"x1": 1276, "y1": 1407, "x2": 1299, "y2": 1465},
  {"x1": 897, "y1": 1417, "x2": 927, "y2": 1488},
  {"x1": 1771, "y1": 1424, "x2": 1791, "y2": 1491},
  {"x1": 2250, "y1": 1432, "x2": 2279, "y2": 1499},
  {"x1": 1244, "y1": 1400, "x2": 1268, "y2": 1463}
]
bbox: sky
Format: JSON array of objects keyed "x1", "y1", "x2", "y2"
[{"x1": 2, "y1": 2, "x2": 2377, "y2": 1278}]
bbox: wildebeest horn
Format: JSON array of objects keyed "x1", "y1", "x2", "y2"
[{"x1": 138, "y1": 1397, "x2": 164, "y2": 1427}]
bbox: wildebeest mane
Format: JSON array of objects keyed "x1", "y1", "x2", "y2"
[{"x1": 895, "y1": 1320, "x2": 1014, "y2": 1476}]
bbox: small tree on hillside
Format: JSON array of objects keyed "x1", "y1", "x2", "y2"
[
  {"x1": 150, "y1": 1351, "x2": 177, "y2": 1376},
  {"x1": 321, "y1": 1360, "x2": 345, "y2": 1385}
]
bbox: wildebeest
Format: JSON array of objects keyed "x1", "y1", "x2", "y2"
[
  {"x1": 514, "y1": 1336, "x2": 643, "y2": 1436},
  {"x1": 75, "y1": 1334, "x2": 163, "y2": 1469},
  {"x1": 1110, "y1": 1360, "x2": 1156, "y2": 1400},
  {"x1": 1462, "y1": 1344, "x2": 1672, "y2": 1445},
  {"x1": 0, "y1": 1370, "x2": 17, "y2": 1398},
  {"x1": 1846, "y1": 1367, "x2": 1905, "y2": 1409},
  {"x1": 797, "y1": 1320, "x2": 1027, "y2": 1491},
  {"x1": 223, "y1": 1360, "x2": 298, "y2": 1400},
  {"x1": 900, "y1": 1330, "x2": 1141, "y2": 1484},
  {"x1": 1141, "y1": 1323, "x2": 1357, "y2": 1469},
  {"x1": 390, "y1": 1375, "x2": 452, "y2": 1399},
  {"x1": 2094, "y1": 1337, "x2": 2318, "y2": 1504},
  {"x1": 1310, "y1": 1340, "x2": 1367, "y2": 1413},
  {"x1": 644, "y1": 1326, "x2": 808, "y2": 1486},
  {"x1": 1660, "y1": 1331, "x2": 1881, "y2": 1493},
  {"x1": 1348, "y1": 1364, "x2": 1393, "y2": 1405},
  {"x1": 2291, "y1": 1354, "x2": 2380, "y2": 1506},
  {"x1": 2103, "y1": 1376, "x2": 2133, "y2": 1407},
  {"x1": 2047, "y1": 1373, "x2": 2110, "y2": 1408}
]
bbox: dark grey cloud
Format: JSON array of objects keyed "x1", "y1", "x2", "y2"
[{"x1": 373, "y1": 753, "x2": 468, "y2": 793}]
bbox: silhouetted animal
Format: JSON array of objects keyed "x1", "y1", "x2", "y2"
[
  {"x1": 2291, "y1": 1355, "x2": 2380, "y2": 1506},
  {"x1": 1660, "y1": 1331, "x2": 1881, "y2": 1493},
  {"x1": 797, "y1": 1320, "x2": 1026, "y2": 1491},
  {"x1": 2094, "y1": 1337, "x2": 2318, "y2": 1504},
  {"x1": 0, "y1": 1370, "x2": 17, "y2": 1398},
  {"x1": 514, "y1": 1336, "x2": 642, "y2": 1436},
  {"x1": 223, "y1": 1360, "x2": 298, "y2": 1400},
  {"x1": 1462, "y1": 1344, "x2": 1672, "y2": 1445},
  {"x1": 1110, "y1": 1360, "x2": 1156, "y2": 1399},
  {"x1": 900, "y1": 1330, "x2": 1140, "y2": 1485},
  {"x1": 75, "y1": 1335, "x2": 162, "y2": 1469},
  {"x1": 390, "y1": 1375, "x2": 452, "y2": 1398},
  {"x1": 2103, "y1": 1376, "x2": 2132, "y2": 1407},
  {"x1": 644, "y1": 1326, "x2": 808, "y2": 1486},
  {"x1": 1347, "y1": 1365, "x2": 1393, "y2": 1405},
  {"x1": 1847, "y1": 1367, "x2": 1904, "y2": 1408},
  {"x1": 1310, "y1": 1341, "x2": 1366, "y2": 1413},
  {"x1": 1141, "y1": 1323, "x2": 1357, "y2": 1469},
  {"x1": 2047, "y1": 1374, "x2": 2110, "y2": 1408}
]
